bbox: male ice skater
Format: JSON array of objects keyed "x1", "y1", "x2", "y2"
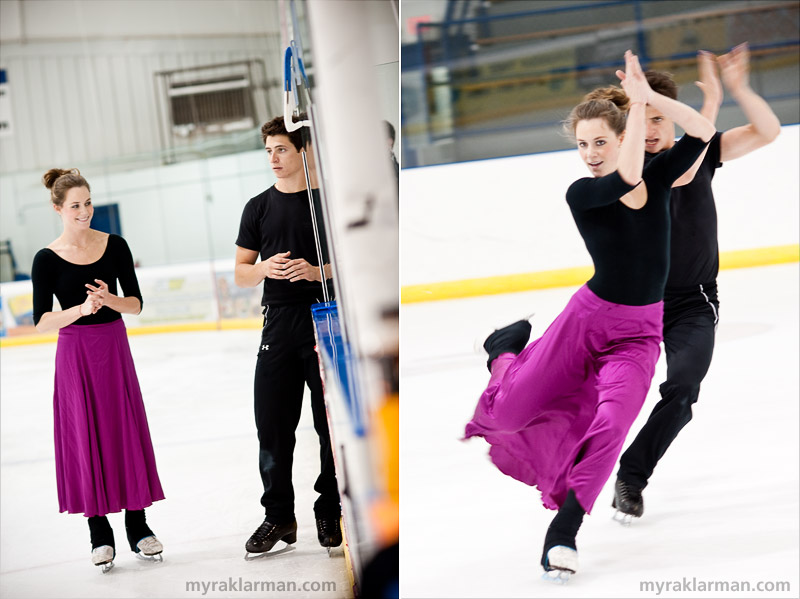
[
  {"x1": 234, "y1": 114, "x2": 342, "y2": 553},
  {"x1": 614, "y1": 43, "x2": 781, "y2": 518}
]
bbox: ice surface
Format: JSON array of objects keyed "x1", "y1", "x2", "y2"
[
  {"x1": 399, "y1": 264, "x2": 799, "y2": 598},
  {"x1": 1, "y1": 329, "x2": 352, "y2": 598}
]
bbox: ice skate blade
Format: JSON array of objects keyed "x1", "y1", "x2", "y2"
[
  {"x1": 244, "y1": 543, "x2": 296, "y2": 561},
  {"x1": 612, "y1": 510, "x2": 637, "y2": 526},
  {"x1": 542, "y1": 569, "x2": 572, "y2": 584},
  {"x1": 136, "y1": 552, "x2": 164, "y2": 563},
  {"x1": 96, "y1": 561, "x2": 114, "y2": 574}
]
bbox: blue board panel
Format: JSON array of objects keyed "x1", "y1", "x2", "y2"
[{"x1": 311, "y1": 301, "x2": 366, "y2": 437}]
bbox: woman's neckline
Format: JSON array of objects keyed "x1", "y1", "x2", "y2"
[{"x1": 46, "y1": 233, "x2": 111, "y2": 266}]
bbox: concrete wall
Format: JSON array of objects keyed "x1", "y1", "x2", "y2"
[
  {"x1": 0, "y1": 0, "x2": 282, "y2": 173},
  {"x1": 0, "y1": 149, "x2": 275, "y2": 276}
]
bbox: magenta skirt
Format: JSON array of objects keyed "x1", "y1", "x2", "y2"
[
  {"x1": 54, "y1": 319, "x2": 164, "y2": 517},
  {"x1": 465, "y1": 285, "x2": 662, "y2": 514}
]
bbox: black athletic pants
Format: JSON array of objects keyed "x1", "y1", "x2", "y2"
[
  {"x1": 254, "y1": 303, "x2": 340, "y2": 524},
  {"x1": 618, "y1": 283, "x2": 719, "y2": 489}
]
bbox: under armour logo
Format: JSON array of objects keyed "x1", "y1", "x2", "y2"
[{"x1": 261, "y1": 344, "x2": 270, "y2": 351}]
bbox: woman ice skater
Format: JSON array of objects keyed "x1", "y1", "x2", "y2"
[
  {"x1": 32, "y1": 168, "x2": 165, "y2": 572},
  {"x1": 464, "y1": 51, "x2": 716, "y2": 582}
]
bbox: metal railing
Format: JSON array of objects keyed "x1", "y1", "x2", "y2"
[{"x1": 401, "y1": 0, "x2": 800, "y2": 167}]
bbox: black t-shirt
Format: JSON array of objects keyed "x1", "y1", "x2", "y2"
[
  {"x1": 648, "y1": 131, "x2": 723, "y2": 290},
  {"x1": 236, "y1": 185, "x2": 333, "y2": 306},
  {"x1": 31, "y1": 234, "x2": 143, "y2": 326},
  {"x1": 567, "y1": 134, "x2": 710, "y2": 306}
]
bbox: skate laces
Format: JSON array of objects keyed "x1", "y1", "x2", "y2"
[
  {"x1": 618, "y1": 479, "x2": 642, "y2": 502},
  {"x1": 316, "y1": 517, "x2": 339, "y2": 536},
  {"x1": 252, "y1": 520, "x2": 279, "y2": 542}
]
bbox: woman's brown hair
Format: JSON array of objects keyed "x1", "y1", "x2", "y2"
[
  {"x1": 42, "y1": 168, "x2": 90, "y2": 207},
  {"x1": 562, "y1": 86, "x2": 630, "y2": 140}
]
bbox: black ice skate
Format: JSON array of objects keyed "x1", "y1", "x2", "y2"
[
  {"x1": 244, "y1": 518, "x2": 297, "y2": 559},
  {"x1": 316, "y1": 516, "x2": 342, "y2": 556},
  {"x1": 612, "y1": 477, "x2": 644, "y2": 525},
  {"x1": 482, "y1": 318, "x2": 533, "y2": 372}
]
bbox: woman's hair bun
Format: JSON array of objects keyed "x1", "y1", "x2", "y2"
[
  {"x1": 582, "y1": 86, "x2": 630, "y2": 112},
  {"x1": 42, "y1": 168, "x2": 80, "y2": 190}
]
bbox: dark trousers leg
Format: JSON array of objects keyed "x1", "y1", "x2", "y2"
[
  {"x1": 125, "y1": 509, "x2": 154, "y2": 551},
  {"x1": 254, "y1": 306, "x2": 307, "y2": 524},
  {"x1": 618, "y1": 291, "x2": 718, "y2": 488},
  {"x1": 302, "y1": 343, "x2": 341, "y2": 519},
  {"x1": 88, "y1": 516, "x2": 115, "y2": 549}
]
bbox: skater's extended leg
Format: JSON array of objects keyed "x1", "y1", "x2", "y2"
[
  {"x1": 467, "y1": 307, "x2": 591, "y2": 437},
  {"x1": 483, "y1": 319, "x2": 532, "y2": 372}
]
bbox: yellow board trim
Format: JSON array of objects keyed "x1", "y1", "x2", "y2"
[
  {"x1": 2, "y1": 245, "x2": 797, "y2": 345},
  {"x1": 401, "y1": 244, "x2": 799, "y2": 304},
  {"x1": 0, "y1": 318, "x2": 262, "y2": 348}
]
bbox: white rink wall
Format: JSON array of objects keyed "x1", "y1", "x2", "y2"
[{"x1": 401, "y1": 124, "x2": 800, "y2": 286}]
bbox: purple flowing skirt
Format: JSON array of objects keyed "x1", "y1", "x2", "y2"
[
  {"x1": 53, "y1": 319, "x2": 164, "y2": 517},
  {"x1": 465, "y1": 285, "x2": 662, "y2": 514}
]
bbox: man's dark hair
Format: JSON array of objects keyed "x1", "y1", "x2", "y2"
[
  {"x1": 384, "y1": 120, "x2": 396, "y2": 144},
  {"x1": 261, "y1": 113, "x2": 309, "y2": 151},
  {"x1": 645, "y1": 70, "x2": 678, "y2": 100}
]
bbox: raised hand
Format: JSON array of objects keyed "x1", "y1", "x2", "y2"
[
  {"x1": 616, "y1": 50, "x2": 651, "y2": 106},
  {"x1": 718, "y1": 42, "x2": 751, "y2": 96},
  {"x1": 695, "y1": 50, "x2": 723, "y2": 107}
]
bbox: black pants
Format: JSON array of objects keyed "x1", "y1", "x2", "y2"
[
  {"x1": 254, "y1": 303, "x2": 340, "y2": 524},
  {"x1": 618, "y1": 283, "x2": 719, "y2": 489}
]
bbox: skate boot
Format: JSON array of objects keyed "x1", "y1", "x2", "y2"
[
  {"x1": 245, "y1": 518, "x2": 297, "y2": 555},
  {"x1": 482, "y1": 319, "x2": 532, "y2": 372},
  {"x1": 316, "y1": 516, "x2": 342, "y2": 555},
  {"x1": 542, "y1": 546, "x2": 578, "y2": 584},
  {"x1": 91, "y1": 545, "x2": 115, "y2": 573},
  {"x1": 135, "y1": 536, "x2": 164, "y2": 562},
  {"x1": 612, "y1": 477, "x2": 644, "y2": 525}
]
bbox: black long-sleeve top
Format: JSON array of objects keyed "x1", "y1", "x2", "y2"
[
  {"x1": 566, "y1": 134, "x2": 710, "y2": 306},
  {"x1": 32, "y1": 234, "x2": 143, "y2": 326}
]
